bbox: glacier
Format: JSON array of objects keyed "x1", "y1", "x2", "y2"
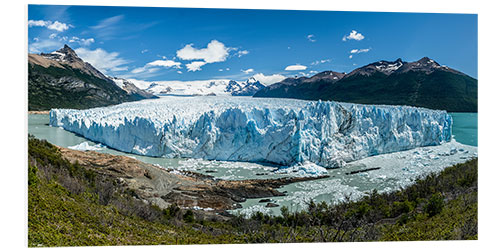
[{"x1": 49, "y1": 96, "x2": 452, "y2": 168}]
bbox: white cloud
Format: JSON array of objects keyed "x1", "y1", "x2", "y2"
[
  {"x1": 311, "y1": 59, "x2": 331, "y2": 65},
  {"x1": 48, "y1": 21, "x2": 70, "y2": 32},
  {"x1": 242, "y1": 68, "x2": 254, "y2": 74},
  {"x1": 28, "y1": 20, "x2": 70, "y2": 32},
  {"x1": 129, "y1": 58, "x2": 182, "y2": 76},
  {"x1": 350, "y1": 48, "x2": 370, "y2": 54},
  {"x1": 74, "y1": 48, "x2": 130, "y2": 73},
  {"x1": 252, "y1": 73, "x2": 286, "y2": 86},
  {"x1": 146, "y1": 59, "x2": 181, "y2": 69},
  {"x1": 90, "y1": 15, "x2": 124, "y2": 39},
  {"x1": 349, "y1": 48, "x2": 371, "y2": 59},
  {"x1": 285, "y1": 64, "x2": 307, "y2": 71},
  {"x1": 342, "y1": 30, "x2": 365, "y2": 41},
  {"x1": 69, "y1": 37, "x2": 95, "y2": 46},
  {"x1": 237, "y1": 50, "x2": 249, "y2": 57},
  {"x1": 177, "y1": 71, "x2": 183, "y2": 74},
  {"x1": 310, "y1": 70, "x2": 319, "y2": 74},
  {"x1": 141, "y1": 49, "x2": 149, "y2": 54},
  {"x1": 177, "y1": 40, "x2": 230, "y2": 63},
  {"x1": 28, "y1": 39, "x2": 63, "y2": 53},
  {"x1": 307, "y1": 34, "x2": 316, "y2": 42},
  {"x1": 49, "y1": 33, "x2": 57, "y2": 39},
  {"x1": 218, "y1": 69, "x2": 224, "y2": 72},
  {"x1": 186, "y1": 61, "x2": 207, "y2": 72}
]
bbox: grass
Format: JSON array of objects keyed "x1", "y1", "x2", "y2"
[{"x1": 28, "y1": 136, "x2": 477, "y2": 246}]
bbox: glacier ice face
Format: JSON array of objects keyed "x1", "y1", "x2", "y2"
[
  {"x1": 49, "y1": 96, "x2": 452, "y2": 168},
  {"x1": 68, "y1": 141, "x2": 106, "y2": 151}
]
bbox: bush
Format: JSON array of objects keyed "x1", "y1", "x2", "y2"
[
  {"x1": 183, "y1": 210, "x2": 195, "y2": 223},
  {"x1": 28, "y1": 163, "x2": 39, "y2": 186},
  {"x1": 424, "y1": 193, "x2": 445, "y2": 217}
]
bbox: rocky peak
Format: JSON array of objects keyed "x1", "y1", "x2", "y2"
[
  {"x1": 305, "y1": 70, "x2": 346, "y2": 83},
  {"x1": 34, "y1": 44, "x2": 109, "y2": 80},
  {"x1": 41, "y1": 44, "x2": 80, "y2": 63},
  {"x1": 347, "y1": 58, "x2": 406, "y2": 77}
]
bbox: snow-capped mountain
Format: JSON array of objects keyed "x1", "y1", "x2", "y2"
[
  {"x1": 109, "y1": 77, "x2": 158, "y2": 100},
  {"x1": 139, "y1": 77, "x2": 266, "y2": 96},
  {"x1": 346, "y1": 58, "x2": 405, "y2": 77}
]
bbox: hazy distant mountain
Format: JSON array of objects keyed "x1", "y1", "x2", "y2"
[
  {"x1": 28, "y1": 45, "x2": 157, "y2": 110},
  {"x1": 254, "y1": 57, "x2": 477, "y2": 112},
  {"x1": 140, "y1": 77, "x2": 266, "y2": 96}
]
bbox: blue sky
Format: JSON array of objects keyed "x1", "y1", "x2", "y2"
[{"x1": 28, "y1": 5, "x2": 478, "y2": 83}]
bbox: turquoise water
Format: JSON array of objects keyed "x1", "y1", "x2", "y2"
[
  {"x1": 450, "y1": 113, "x2": 478, "y2": 146},
  {"x1": 28, "y1": 111, "x2": 478, "y2": 215}
]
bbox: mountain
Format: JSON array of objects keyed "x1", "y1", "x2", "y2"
[
  {"x1": 109, "y1": 77, "x2": 158, "y2": 100},
  {"x1": 141, "y1": 77, "x2": 266, "y2": 96},
  {"x1": 253, "y1": 71, "x2": 346, "y2": 99},
  {"x1": 28, "y1": 45, "x2": 156, "y2": 111},
  {"x1": 254, "y1": 57, "x2": 477, "y2": 112}
]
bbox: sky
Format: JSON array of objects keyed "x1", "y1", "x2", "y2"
[{"x1": 27, "y1": 5, "x2": 478, "y2": 84}]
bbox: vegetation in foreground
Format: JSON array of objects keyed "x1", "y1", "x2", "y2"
[{"x1": 28, "y1": 136, "x2": 477, "y2": 246}]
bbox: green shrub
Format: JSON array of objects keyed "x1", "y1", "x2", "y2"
[
  {"x1": 28, "y1": 163, "x2": 39, "y2": 186},
  {"x1": 183, "y1": 210, "x2": 195, "y2": 223},
  {"x1": 424, "y1": 193, "x2": 445, "y2": 217}
]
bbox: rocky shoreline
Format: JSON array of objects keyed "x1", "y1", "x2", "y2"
[
  {"x1": 58, "y1": 147, "x2": 328, "y2": 219},
  {"x1": 28, "y1": 110, "x2": 50, "y2": 115}
]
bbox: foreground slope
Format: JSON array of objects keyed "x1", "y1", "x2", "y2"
[
  {"x1": 28, "y1": 136, "x2": 477, "y2": 246},
  {"x1": 254, "y1": 57, "x2": 477, "y2": 112},
  {"x1": 28, "y1": 45, "x2": 156, "y2": 110}
]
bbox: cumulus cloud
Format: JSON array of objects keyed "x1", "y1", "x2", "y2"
[
  {"x1": 74, "y1": 48, "x2": 130, "y2": 73},
  {"x1": 285, "y1": 64, "x2": 307, "y2": 71},
  {"x1": 129, "y1": 59, "x2": 182, "y2": 76},
  {"x1": 237, "y1": 50, "x2": 249, "y2": 57},
  {"x1": 177, "y1": 40, "x2": 230, "y2": 63},
  {"x1": 146, "y1": 59, "x2": 181, "y2": 68},
  {"x1": 342, "y1": 30, "x2": 365, "y2": 41},
  {"x1": 242, "y1": 68, "x2": 254, "y2": 74},
  {"x1": 28, "y1": 20, "x2": 70, "y2": 32},
  {"x1": 252, "y1": 73, "x2": 286, "y2": 86},
  {"x1": 307, "y1": 34, "x2": 316, "y2": 42},
  {"x1": 186, "y1": 61, "x2": 207, "y2": 72},
  {"x1": 69, "y1": 36, "x2": 95, "y2": 46}
]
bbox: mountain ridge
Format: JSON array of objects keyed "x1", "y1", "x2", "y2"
[
  {"x1": 254, "y1": 57, "x2": 477, "y2": 112},
  {"x1": 28, "y1": 45, "x2": 157, "y2": 110}
]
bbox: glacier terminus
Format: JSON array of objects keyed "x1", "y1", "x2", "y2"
[{"x1": 49, "y1": 96, "x2": 453, "y2": 169}]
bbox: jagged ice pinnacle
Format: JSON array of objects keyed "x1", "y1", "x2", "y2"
[{"x1": 49, "y1": 96, "x2": 452, "y2": 168}]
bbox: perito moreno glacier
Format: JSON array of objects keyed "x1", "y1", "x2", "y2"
[{"x1": 49, "y1": 96, "x2": 452, "y2": 169}]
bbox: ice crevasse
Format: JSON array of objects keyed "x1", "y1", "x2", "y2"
[{"x1": 49, "y1": 96, "x2": 452, "y2": 168}]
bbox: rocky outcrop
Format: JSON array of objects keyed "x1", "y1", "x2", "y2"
[{"x1": 58, "y1": 147, "x2": 328, "y2": 214}]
